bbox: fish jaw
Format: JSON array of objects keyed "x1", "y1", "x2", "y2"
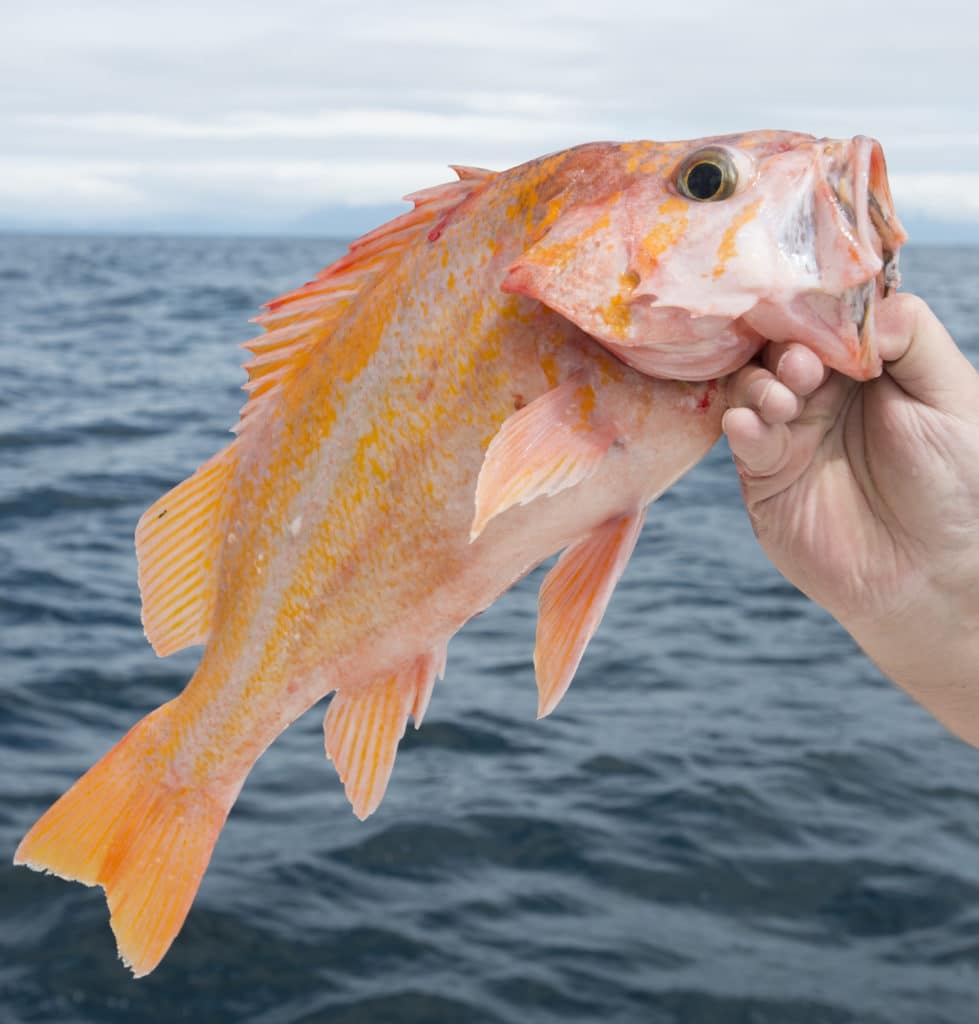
[
  {"x1": 502, "y1": 132, "x2": 906, "y2": 382},
  {"x1": 597, "y1": 316, "x2": 764, "y2": 382},
  {"x1": 742, "y1": 135, "x2": 907, "y2": 380}
]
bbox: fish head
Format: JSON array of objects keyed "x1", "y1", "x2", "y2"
[{"x1": 501, "y1": 132, "x2": 907, "y2": 381}]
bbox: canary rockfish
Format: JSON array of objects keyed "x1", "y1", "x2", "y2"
[{"x1": 15, "y1": 131, "x2": 905, "y2": 976}]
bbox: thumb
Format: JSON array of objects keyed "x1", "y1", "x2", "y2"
[{"x1": 876, "y1": 293, "x2": 977, "y2": 411}]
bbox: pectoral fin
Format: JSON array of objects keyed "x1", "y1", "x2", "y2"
[
  {"x1": 471, "y1": 375, "x2": 617, "y2": 541},
  {"x1": 535, "y1": 507, "x2": 646, "y2": 718},
  {"x1": 324, "y1": 645, "x2": 446, "y2": 820}
]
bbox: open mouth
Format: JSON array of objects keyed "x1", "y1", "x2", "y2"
[
  {"x1": 869, "y1": 196, "x2": 903, "y2": 296},
  {"x1": 838, "y1": 137, "x2": 908, "y2": 367},
  {"x1": 845, "y1": 276, "x2": 875, "y2": 342}
]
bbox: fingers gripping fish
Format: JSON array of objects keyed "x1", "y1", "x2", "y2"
[{"x1": 15, "y1": 132, "x2": 905, "y2": 976}]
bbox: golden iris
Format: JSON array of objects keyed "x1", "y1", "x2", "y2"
[{"x1": 676, "y1": 148, "x2": 738, "y2": 202}]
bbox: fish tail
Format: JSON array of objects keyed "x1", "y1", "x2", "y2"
[{"x1": 13, "y1": 699, "x2": 233, "y2": 978}]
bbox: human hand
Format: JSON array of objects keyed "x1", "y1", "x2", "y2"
[{"x1": 723, "y1": 294, "x2": 979, "y2": 743}]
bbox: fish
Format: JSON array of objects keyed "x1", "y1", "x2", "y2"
[{"x1": 14, "y1": 131, "x2": 905, "y2": 977}]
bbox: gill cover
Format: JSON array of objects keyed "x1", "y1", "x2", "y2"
[{"x1": 500, "y1": 175, "x2": 766, "y2": 380}]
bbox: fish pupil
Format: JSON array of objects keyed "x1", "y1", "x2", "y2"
[{"x1": 686, "y1": 162, "x2": 723, "y2": 200}]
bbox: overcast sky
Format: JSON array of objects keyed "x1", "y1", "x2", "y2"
[{"x1": 4, "y1": 0, "x2": 977, "y2": 239}]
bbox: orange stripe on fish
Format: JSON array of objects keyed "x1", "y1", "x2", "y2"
[{"x1": 712, "y1": 198, "x2": 762, "y2": 278}]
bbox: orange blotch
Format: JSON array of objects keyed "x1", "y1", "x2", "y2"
[
  {"x1": 539, "y1": 353, "x2": 560, "y2": 388},
  {"x1": 352, "y1": 421, "x2": 390, "y2": 482},
  {"x1": 533, "y1": 211, "x2": 611, "y2": 272},
  {"x1": 599, "y1": 293, "x2": 632, "y2": 338},
  {"x1": 619, "y1": 270, "x2": 640, "y2": 293},
  {"x1": 507, "y1": 152, "x2": 589, "y2": 234},
  {"x1": 574, "y1": 383, "x2": 596, "y2": 422},
  {"x1": 639, "y1": 203, "x2": 689, "y2": 273},
  {"x1": 658, "y1": 196, "x2": 688, "y2": 217},
  {"x1": 538, "y1": 197, "x2": 563, "y2": 232},
  {"x1": 621, "y1": 141, "x2": 655, "y2": 175},
  {"x1": 619, "y1": 140, "x2": 683, "y2": 177},
  {"x1": 712, "y1": 199, "x2": 761, "y2": 278}
]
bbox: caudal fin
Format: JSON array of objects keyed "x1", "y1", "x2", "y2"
[{"x1": 14, "y1": 701, "x2": 232, "y2": 977}]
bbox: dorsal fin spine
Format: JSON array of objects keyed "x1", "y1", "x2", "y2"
[
  {"x1": 139, "y1": 167, "x2": 498, "y2": 647},
  {"x1": 234, "y1": 168, "x2": 495, "y2": 435}
]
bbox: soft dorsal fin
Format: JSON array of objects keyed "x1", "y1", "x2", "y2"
[
  {"x1": 236, "y1": 165, "x2": 496, "y2": 436},
  {"x1": 136, "y1": 444, "x2": 238, "y2": 656},
  {"x1": 136, "y1": 168, "x2": 496, "y2": 656},
  {"x1": 470, "y1": 373, "x2": 618, "y2": 541},
  {"x1": 324, "y1": 645, "x2": 447, "y2": 820},
  {"x1": 534, "y1": 507, "x2": 646, "y2": 718}
]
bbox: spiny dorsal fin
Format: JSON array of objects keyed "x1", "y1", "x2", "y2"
[
  {"x1": 136, "y1": 169, "x2": 496, "y2": 656},
  {"x1": 136, "y1": 444, "x2": 237, "y2": 656},
  {"x1": 324, "y1": 645, "x2": 446, "y2": 820},
  {"x1": 236, "y1": 166, "x2": 496, "y2": 437}
]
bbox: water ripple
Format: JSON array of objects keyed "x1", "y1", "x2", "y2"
[{"x1": 2, "y1": 238, "x2": 978, "y2": 1023}]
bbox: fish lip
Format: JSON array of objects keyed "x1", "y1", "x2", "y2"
[
  {"x1": 843, "y1": 277, "x2": 873, "y2": 337},
  {"x1": 845, "y1": 276, "x2": 876, "y2": 373},
  {"x1": 838, "y1": 269, "x2": 881, "y2": 379},
  {"x1": 834, "y1": 138, "x2": 908, "y2": 374},
  {"x1": 851, "y1": 136, "x2": 907, "y2": 296}
]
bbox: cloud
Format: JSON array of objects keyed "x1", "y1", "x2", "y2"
[
  {"x1": 890, "y1": 174, "x2": 979, "y2": 224},
  {"x1": 0, "y1": 160, "x2": 149, "y2": 218},
  {"x1": 3, "y1": 0, "x2": 977, "y2": 238},
  {"x1": 0, "y1": 156, "x2": 452, "y2": 231},
  {"x1": 19, "y1": 107, "x2": 596, "y2": 145}
]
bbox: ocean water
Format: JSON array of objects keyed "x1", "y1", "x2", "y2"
[{"x1": 1, "y1": 235, "x2": 978, "y2": 1024}]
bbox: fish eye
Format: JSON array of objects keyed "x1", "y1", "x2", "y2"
[{"x1": 676, "y1": 148, "x2": 738, "y2": 202}]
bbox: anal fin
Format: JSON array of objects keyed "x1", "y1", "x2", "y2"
[
  {"x1": 535, "y1": 507, "x2": 646, "y2": 718},
  {"x1": 324, "y1": 645, "x2": 446, "y2": 820},
  {"x1": 135, "y1": 444, "x2": 237, "y2": 657}
]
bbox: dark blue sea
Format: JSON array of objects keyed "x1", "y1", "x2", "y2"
[{"x1": 2, "y1": 235, "x2": 978, "y2": 1024}]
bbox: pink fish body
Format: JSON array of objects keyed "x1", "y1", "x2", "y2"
[{"x1": 15, "y1": 132, "x2": 905, "y2": 976}]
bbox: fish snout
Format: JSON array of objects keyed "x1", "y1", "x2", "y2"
[
  {"x1": 742, "y1": 136, "x2": 908, "y2": 382},
  {"x1": 814, "y1": 136, "x2": 908, "y2": 378}
]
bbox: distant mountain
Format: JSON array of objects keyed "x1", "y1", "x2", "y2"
[
  {"x1": 0, "y1": 203, "x2": 410, "y2": 240},
  {"x1": 897, "y1": 214, "x2": 979, "y2": 246},
  {"x1": 287, "y1": 203, "x2": 408, "y2": 239},
  {"x1": 1, "y1": 206, "x2": 976, "y2": 245},
  {"x1": 286, "y1": 208, "x2": 979, "y2": 245}
]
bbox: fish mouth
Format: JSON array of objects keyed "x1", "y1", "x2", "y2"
[
  {"x1": 841, "y1": 274, "x2": 881, "y2": 378},
  {"x1": 829, "y1": 136, "x2": 908, "y2": 377},
  {"x1": 744, "y1": 137, "x2": 907, "y2": 381}
]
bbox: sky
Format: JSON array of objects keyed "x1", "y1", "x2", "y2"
[{"x1": 4, "y1": 0, "x2": 978, "y2": 240}]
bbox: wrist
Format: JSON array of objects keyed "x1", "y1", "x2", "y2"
[{"x1": 842, "y1": 586, "x2": 979, "y2": 747}]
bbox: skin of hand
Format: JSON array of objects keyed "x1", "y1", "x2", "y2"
[{"x1": 723, "y1": 294, "x2": 979, "y2": 745}]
